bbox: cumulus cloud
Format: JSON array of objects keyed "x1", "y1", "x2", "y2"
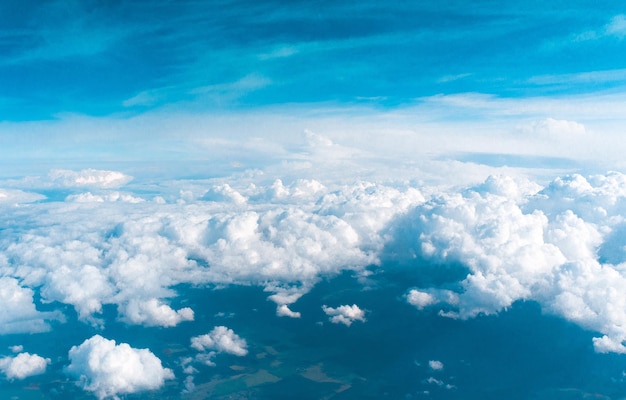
[
  {"x1": 428, "y1": 360, "x2": 444, "y2": 371},
  {"x1": 66, "y1": 335, "x2": 174, "y2": 400},
  {"x1": 0, "y1": 169, "x2": 426, "y2": 329},
  {"x1": 276, "y1": 304, "x2": 302, "y2": 318},
  {"x1": 5, "y1": 165, "x2": 626, "y2": 356},
  {"x1": 0, "y1": 352, "x2": 50, "y2": 380},
  {"x1": 190, "y1": 326, "x2": 248, "y2": 357},
  {"x1": 407, "y1": 290, "x2": 436, "y2": 310},
  {"x1": 120, "y1": 298, "x2": 194, "y2": 327},
  {"x1": 404, "y1": 172, "x2": 626, "y2": 353},
  {"x1": 322, "y1": 304, "x2": 366, "y2": 326}
]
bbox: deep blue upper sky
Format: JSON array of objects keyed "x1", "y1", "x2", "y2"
[{"x1": 2, "y1": 0, "x2": 626, "y2": 120}]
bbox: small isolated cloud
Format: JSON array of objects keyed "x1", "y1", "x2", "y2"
[
  {"x1": 429, "y1": 360, "x2": 444, "y2": 371},
  {"x1": 0, "y1": 352, "x2": 50, "y2": 380},
  {"x1": 190, "y1": 326, "x2": 248, "y2": 357},
  {"x1": 407, "y1": 290, "x2": 436, "y2": 310},
  {"x1": 48, "y1": 169, "x2": 133, "y2": 188},
  {"x1": 66, "y1": 335, "x2": 174, "y2": 400},
  {"x1": 322, "y1": 304, "x2": 366, "y2": 326},
  {"x1": 9, "y1": 345, "x2": 23, "y2": 354},
  {"x1": 276, "y1": 304, "x2": 301, "y2": 318}
]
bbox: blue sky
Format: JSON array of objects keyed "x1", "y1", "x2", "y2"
[{"x1": 2, "y1": 0, "x2": 626, "y2": 120}]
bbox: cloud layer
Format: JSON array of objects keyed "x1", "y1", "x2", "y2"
[{"x1": 2, "y1": 168, "x2": 626, "y2": 355}]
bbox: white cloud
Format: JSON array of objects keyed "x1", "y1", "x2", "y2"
[
  {"x1": 66, "y1": 335, "x2": 174, "y2": 400},
  {"x1": 428, "y1": 360, "x2": 444, "y2": 371},
  {"x1": 276, "y1": 304, "x2": 302, "y2": 318},
  {"x1": 405, "y1": 172, "x2": 626, "y2": 353},
  {"x1": 6, "y1": 165, "x2": 626, "y2": 356},
  {"x1": 0, "y1": 189, "x2": 45, "y2": 204},
  {"x1": 120, "y1": 298, "x2": 194, "y2": 327},
  {"x1": 66, "y1": 191, "x2": 145, "y2": 203},
  {"x1": 48, "y1": 169, "x2": 133, "y2": 188},
  {"x1": 9, "y1": 345, "x2": 23, "y2": 353},
  {"x1": 0, "y1": 277, "x2": 59, "y2": 334},
  {"x1": 322, "y1": 304, "x2": 366, "y2": 326},
  {"x1": 0, "y1": 352, "x2": 50, "y2": 380},
  {"x1": 407, "y1": 290, "x2": 436, "y2": 310},
  {"x1": 190, "y1": 326, "x2": 248, "y2": 357}
]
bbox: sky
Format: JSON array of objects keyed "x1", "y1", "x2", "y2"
[
  {"x1": 2, "y1": 1, "x2": 626, "y2": 399},
  {"x1": 1, "y1": 0, "x2": 626, "y2": 175}
]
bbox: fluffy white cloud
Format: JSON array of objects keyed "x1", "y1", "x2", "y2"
[
  {"x1": 428, "y1": 360, "x2": 444, "y2": 371},
  {"x1": 0, "y1": 352, "x2": 50, "y2": 380},
  {"x1": 407, "y1": 290, "x2": 436, "y2": 310},
  {"x1": 322, "y1": 304, "x2": 366, "y2": 326},
  {"x1": 8, "y1": 166, "x2": 626, "y2": 356},
  {"x1": 9, "y1": 345, "x2": 23, "y2": 353},
  {"x1": 120, "y1": 298, "x2": 194, "y2": 327},
  {"x1": 405, "y1": 172, "x2": 626, "y2": 353},
  {"x1": 66, "y1": 335, "x2": 174, "y2": 399},
  {"x1": 0, "y1": 169, "x2": 425, "y2": 329},
  {"x1": 276, "y1": 304, "x2": 302, "y2": 318},
  {"x1": 190, "y1": 326, "x2": 248, "y2": 357}
]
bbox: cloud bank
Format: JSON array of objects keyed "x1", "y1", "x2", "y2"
[{"x1": 3, "y1": 167, "x2": 626, "y2": 355}]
